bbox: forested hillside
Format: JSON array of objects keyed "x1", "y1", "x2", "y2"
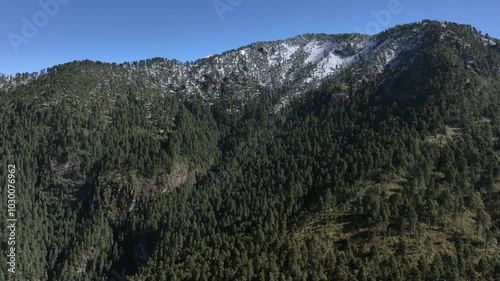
[{"x1": 1, "y1": 20, "x2": 500, "y2": 280}]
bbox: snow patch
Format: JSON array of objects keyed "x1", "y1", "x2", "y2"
[
  {"x1": 312, "y1": 53, "x2": 352, "y2": 80},
  {"x1": 384, "y1": 48, "x2": 396, "y2": 63},
  {"x1": 282, "y1": 44, "x2": 299, "y2": 60},
  {"x1": 304, "y1": 41, "x2": 334, "y2": 64}
]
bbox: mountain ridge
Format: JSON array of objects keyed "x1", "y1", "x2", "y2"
[
  {"x1": 2, "y1": 20, "x2": 498, "y2": 101},
  {"x1": 1, "y1": 19, "x2": 500, "y2": 280}
]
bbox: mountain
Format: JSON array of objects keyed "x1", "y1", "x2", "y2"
[
  {"x1": 5, "y1": 20, "x2": 497, "y2": 102},
  {"x1": 1, "y1": 20, "x2": 500, "y2": 281}
]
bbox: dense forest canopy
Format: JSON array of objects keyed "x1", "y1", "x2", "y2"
[{"x1": 0, "y1": 20, "x2": 500, "y2": 280}]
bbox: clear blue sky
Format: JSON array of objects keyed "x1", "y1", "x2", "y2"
[{"x1": 1, "y1": 0, "x2": 498, "y2": 75}]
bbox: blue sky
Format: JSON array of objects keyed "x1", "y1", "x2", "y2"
[{"x1": 1, "y1": 0, "x2": 498, "y2": 75}]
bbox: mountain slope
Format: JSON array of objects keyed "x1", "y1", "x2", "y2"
[
  {"x1": 3, "y1": 20, "x2": 497, "y2": 103},
  {"x1": 0, "y1": 20, "x2": 500, "y2": 281}
]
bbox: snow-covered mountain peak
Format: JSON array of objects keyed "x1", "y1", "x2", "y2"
[{"x1": 4, "y1": 21, "x2": 498, "y2": 102}]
